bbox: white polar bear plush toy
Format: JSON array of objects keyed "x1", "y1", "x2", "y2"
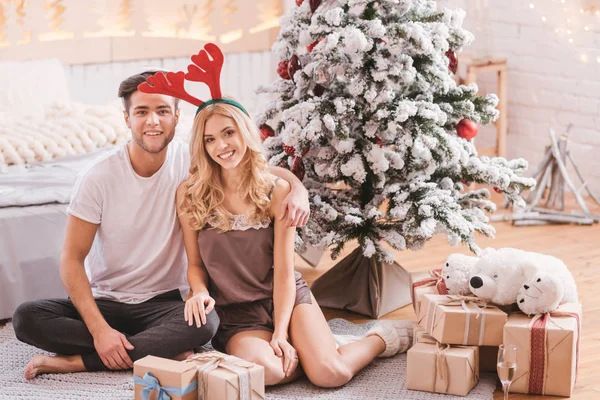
[
  {"x1": 468, "y1": 247, "x2": 578, "y2": 315},
  {"x1": 442, "y1": 254, "x2": 479, "y2": 296}
]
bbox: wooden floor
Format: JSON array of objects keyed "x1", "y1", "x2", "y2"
[
  {"x1": 298, "y1": 197, "x2": 600, "y2": 400},
  {"x1": 2, "y1": 198, "x2": 599, "y2": 399}
]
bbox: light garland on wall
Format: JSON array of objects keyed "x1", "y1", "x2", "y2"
[
  {"x1": 0, "y1": 0, "x2": 284, "y2": 63},
  {"x1": 0, "y1": 0, "x2": 282, "y2": 47},
  {"x1": 529, "y1": 0, "x2": 600, "y2": 63}
]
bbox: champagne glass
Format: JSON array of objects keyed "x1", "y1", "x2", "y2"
[{"x1": 497, "y1": 344, "x2": 517, "y2": 400}]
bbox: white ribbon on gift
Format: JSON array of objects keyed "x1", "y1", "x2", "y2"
[{"x1": 186, "y1": 352, "x2": 257, "y2": 400}]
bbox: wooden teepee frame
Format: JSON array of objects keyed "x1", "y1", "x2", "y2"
[{"x1": 493, "y1": 128, "x2": 600, "y2": 226}]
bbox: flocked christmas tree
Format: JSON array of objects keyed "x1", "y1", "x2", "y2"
[{"x1": 257, "y1": 0, "x2": 536, "y2": 317}]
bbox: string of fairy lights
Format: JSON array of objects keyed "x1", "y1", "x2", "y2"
[{"x1": 529, "y1": 0, "x2": 600, "y2": 63}]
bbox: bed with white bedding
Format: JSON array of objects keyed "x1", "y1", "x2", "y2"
[{"x1": 0, "y1": 148, "x2": 115, "y2": 319}]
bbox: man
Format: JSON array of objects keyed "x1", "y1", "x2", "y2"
[{"x1": 12, "y1": 71, "x2": 310, "y2": 379}]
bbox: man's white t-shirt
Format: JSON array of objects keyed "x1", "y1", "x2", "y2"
[{"x1": 67, "y1": 141, "x2": 190, "y2": 303}]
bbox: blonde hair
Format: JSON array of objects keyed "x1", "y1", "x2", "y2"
[{"x1": 182, "y1": 101, "x2": 272, "y2": 231}]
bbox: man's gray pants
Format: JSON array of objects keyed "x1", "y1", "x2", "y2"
[{"x1": 11, "y1": 289, "x2": 219, "y2": 371}]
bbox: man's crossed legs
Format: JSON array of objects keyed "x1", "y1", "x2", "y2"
[{"x1": 12, "y1": 290, "x2": 218, "y2": 378}]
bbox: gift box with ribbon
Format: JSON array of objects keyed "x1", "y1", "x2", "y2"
[
  {"x1": 410, "y1": 269, "x2": 448, "y2": 317},
  {"x1": 406, "y1": 340, "x2": 479, "y2": 396},
  {"x1": 418, "y1": 294, "x2": 507, "y2": 346},
  {"x1": 133, "y1": 355, "x2": 198, "y2": 400},
  {"x1": 503, "y1": 303, "x2": 582, "y2": 397},
  {"x1": 185, "y1": 351, "x2": 265, "y2": 400}
]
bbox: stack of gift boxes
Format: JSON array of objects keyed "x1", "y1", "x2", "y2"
[
  {"x1": 133, "y1": 351, "x2": 265, "y2": 400},
  {"x1": 407, "y1": 269, "x2": 582, "y2": 397}
]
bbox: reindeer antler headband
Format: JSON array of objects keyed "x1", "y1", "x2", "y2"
[{"x1": 137, "y1": 43, "x2": 248, "y2": 116}]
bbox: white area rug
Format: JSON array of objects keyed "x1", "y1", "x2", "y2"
[{"x1": 0, "y1": 320, "x2": 496, "y2": 400}]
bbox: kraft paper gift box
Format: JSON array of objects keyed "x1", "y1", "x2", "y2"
[
  {"x1": 406, "y1": 341, "x2": 479, "y2": 396},
  {"x1": 134, "y1": 355, "x2": 198, "y2": 400},
  {"x1": 185, "y1": 351, "x2": 265, "y2": 400},
  {"x1": 414, "y1": 323, "x2": 496, "y2": 372},
  {"x1": 418, "y1": 294, "x2": 507, "y2": 346},
  {"x1": 503, "y1": 303, "x2": 582, "y2": 397},
  {"x1": 410, "y1": 269, "x2": 448, "y2": 317}
]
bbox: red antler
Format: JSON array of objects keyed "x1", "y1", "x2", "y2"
[
  {"x1": 138, "y1": 71, "x2": 203, "y2": 107},
  {"x1": 185, "y1": 43, "x2": 224, "y2": 100}
]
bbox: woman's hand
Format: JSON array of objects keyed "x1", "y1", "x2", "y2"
[
  {"x1": 184, "y1": 292, "x2": 215, "y2": 328},
  {"x1": 269, "y1": 335, "x2": 299, "y2": 377}
]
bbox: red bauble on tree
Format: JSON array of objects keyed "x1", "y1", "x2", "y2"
[
  {"x1": 287, "y1": 55, "x2": 301, "y2": 82},
  {"x1": 277, "y1": 55, "x2": 301, "y2": 81},
  {"x1": 283, "y1": 145, "x2": 296, "y2": 156},
  {"x1": 493, "y1": 187, "x2": 503, "y2": 194},
  {"x1": 446, "y1": 49, "x2": 458, "y2": 74},
  {"x1": 296, "y1": 0, "x2": 304, "y2": 6},
  {"x1": 292, "y1": 156, "x2": 306, "y2": 180},
  {"x1": 277, "y1": 60, "x2": 291, "y2": 80},
  {"x1": 259, "y1": 124, "x2": 275, "y2": 142},
  {"x1": 456, "y1": 118, "x2": 478, "y2": 140}
]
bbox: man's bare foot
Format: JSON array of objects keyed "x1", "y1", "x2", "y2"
[
  {"x1": 173, "y1": 350, "x2": 194, "y2": 361},
  {"x1": 24, "y1": 354, "x2": 86, "y2": 380}
]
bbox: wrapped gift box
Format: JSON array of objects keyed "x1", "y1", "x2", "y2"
[
  {"x1": 410, "y1": 269, "x2": 448, "y2": 317},
  {"x1": 418, "y1": 294, "x2": 507, "y2": 346},
  {"x1": 503, "y1": 303, "x2": 582, "y2": 397},
  {"x1": 186, "y1": 351, "x2": 265, "y2": 400},
  {"x1": 134, "y1": 355, "x2": 198, "y2": 400},
  {"x1": 407, "y1": 342, "x2": 479, "y2": 396}
]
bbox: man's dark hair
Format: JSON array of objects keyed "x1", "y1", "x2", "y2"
[{"x1": 118, "y1": 70, "x2": 180, "y2": 113}]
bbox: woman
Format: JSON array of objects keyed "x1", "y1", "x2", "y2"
[{"x1": 176, "y1": 100, "x2": 413, "y2": 387}]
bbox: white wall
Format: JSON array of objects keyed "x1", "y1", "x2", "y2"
[
  {"x1": 440, "y1": 0, "x2": 600, "y2": 195},
  {"x1": 65, "y1": 50, "x2": 276, "y2": 125},
  {"x1": 65, "y1": 0, "x2": 600, "y2": 195}
]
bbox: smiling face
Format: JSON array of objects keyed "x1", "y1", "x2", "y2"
[
  {"x1": 124, "y1": 91, "x2": 179, "y2": 154},
  {"x1": 202, "y1": 113, "x2": 248, "y2": 169}
]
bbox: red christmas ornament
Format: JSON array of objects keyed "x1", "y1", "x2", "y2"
[
  {"x1": 446, "y1": 49, "x2": 458, "y2": 74},
  {"x1": 375, "y1": 137, "x2": 383, "y2": 148},
  {"x1": 307, "y1": 38, "x2": 324, "y2": 52},
  {"x1": 461, "y1": 179, "x2": 472, "y2": 187},
  {"x1": 296, "y1": 0, "x2": 304, "y2": 6},
  {"x1": 277, "y1": 60, "x2": 291, "y2": 80},
  {"x1": 287, "y1": 55, "x2": 301, "y2": 82},
  {"x1": 283, "y1": 145, "x2": 296, "y2": 156},
  {"x1": 493, "y1": 187, "x2": 503, "y2": 194},
  {"x1": 309, "y1": 0, "x2": 322, "y2": 13},
  {"x1": 292, "y1": 156, "x2": 306, "y2": 180},
  {"x1": 313, "y1": 84, "x2": 325, "y2": 96},
  {"x1": 259, "y1": 124, "x2": 275, "y2": 142},
  {"x1": 456, "y1": 118, "x2": 478, "y2": 140}
]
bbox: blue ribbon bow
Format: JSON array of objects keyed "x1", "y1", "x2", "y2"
[{"x1": 134, "y1": 371, "x2": 198, "y2": 400}]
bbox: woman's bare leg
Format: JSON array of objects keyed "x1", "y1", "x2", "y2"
[
  {"x1": 226, "y1": 330, "x2": 302, "y2": 386},
  {"x1": 289, "y1": 294, "x2": 412, "y2": 388}
]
